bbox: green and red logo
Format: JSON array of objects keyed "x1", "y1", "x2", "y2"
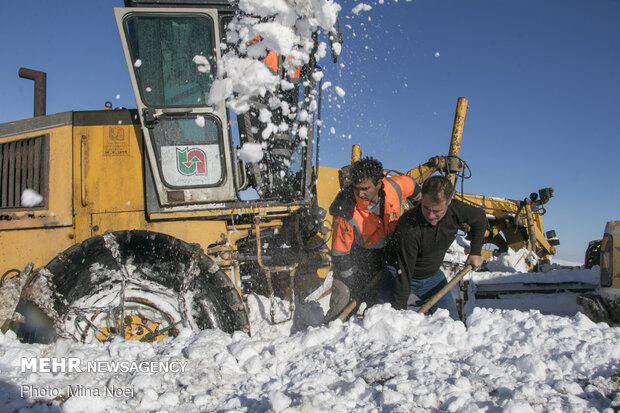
[{"x1": 177, "y1": 148, "x2": 207, "y2": 175}]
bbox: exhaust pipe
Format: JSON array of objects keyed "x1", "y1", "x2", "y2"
[{"x1": 18, "y1": 68, "x2": 47, "y2": 117}]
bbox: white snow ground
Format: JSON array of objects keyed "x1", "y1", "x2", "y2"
[{"x1": 1, "y1": 246, "x2": 619, "y2": 413}]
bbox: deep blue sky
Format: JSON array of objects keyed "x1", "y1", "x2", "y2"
[{"x1": 1, "y1": 0, "x2": 619, "y2": 263}]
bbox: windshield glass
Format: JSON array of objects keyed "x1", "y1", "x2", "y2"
[
  {"x1": 124, "y1": 14, "x2": 215, "y2": 107},
  {"x1": 154, "y1": 116, "x2": 223, "y2": 188}
]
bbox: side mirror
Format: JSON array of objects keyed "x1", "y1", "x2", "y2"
[{"x1": 538, "y1": 187, "x2": 554, "y2": 202}]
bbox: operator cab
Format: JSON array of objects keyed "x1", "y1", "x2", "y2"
[{"x1": 115, "y1": 0, "x2": 329, "y2": 212}]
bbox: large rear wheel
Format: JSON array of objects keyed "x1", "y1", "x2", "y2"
[{"x1": 20, "y1": 231, "x2": 249, "y2": 343}]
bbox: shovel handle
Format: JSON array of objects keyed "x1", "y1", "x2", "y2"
[
  {"x1": 417, "y1": 264, "x2": 474, "y2": 315},
  {"x1": 333, "y1": 269, "x2": 383, "y2": 322},
  {"x1": 336, "y1": 299, "x2": 358, "y2": 322}
]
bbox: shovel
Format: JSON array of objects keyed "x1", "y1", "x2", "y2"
[
  {"x1": 417, "y1": 264, "x2": 474, "y2": 314},
  {"x1": 332, "y1": 264, "x2": 474, "y2": 322},
  {"x1": 330, "y1": 270, "x2": 383, "y2": 323}
]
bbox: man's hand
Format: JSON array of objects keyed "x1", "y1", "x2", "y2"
[{"x1": 465, "y1": 254, "x2": 483, "y2": 270}]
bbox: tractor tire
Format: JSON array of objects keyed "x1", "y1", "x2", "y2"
[{"x1": 19, "y1": 230, "x2": 249, "y2": 343}]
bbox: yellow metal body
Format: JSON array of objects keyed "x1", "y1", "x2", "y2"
[
  {"x1": 0, "y1": 112, "x2": 334, "y2": 296},
  {"x1": 601, "y1": 221, "x2": 620, "y2": 290},
  {"x1": 1, "y1": 121, "x2": 74, "y2": 274},
  {"x1": 581, "y1": 220, "x2": 620, "y2": 324},
  {"x1": 456, "y1": 193, "x2": 556, "y2": 263}
]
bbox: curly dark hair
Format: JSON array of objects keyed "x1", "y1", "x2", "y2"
[{"x1": 350, "y1": 157, "x2": 384, "y2": 185}]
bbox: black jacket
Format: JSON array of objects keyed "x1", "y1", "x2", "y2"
[{"x1": 390, "y1": 198, "x2": 487, "y2": 310}]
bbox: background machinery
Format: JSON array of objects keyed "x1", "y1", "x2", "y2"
[
  {"x1": 355, "y1": 98, "x2": 558, "y2": 267},
  {"x1": 579, "y1": 221, "x2": 620, "y2": 324}
]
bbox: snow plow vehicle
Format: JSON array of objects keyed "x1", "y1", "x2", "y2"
[
  {"x1": 0, "y1": 1, "x2": 559, "y2": 343},
  {"x1": 1, "y1": 0, "x2": 344, "y2": 342}
]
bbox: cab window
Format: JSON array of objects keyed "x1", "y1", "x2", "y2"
[{"x1": 124, "y1": 15, "x2": 215, "y2": 107}]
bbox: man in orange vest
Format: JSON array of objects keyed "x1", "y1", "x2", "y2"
[{"x1": 324, "y1": 157, "x2": 419, "y2": 322}]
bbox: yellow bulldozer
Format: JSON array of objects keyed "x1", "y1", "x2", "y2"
[{"x1": 0, "y1": 0, "x2": 559, "y2": 343}]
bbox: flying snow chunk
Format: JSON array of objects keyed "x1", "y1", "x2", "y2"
[
  {"x1": 334, "y1": 86, "x2": 346, "y2": 98},
  {"x1": 352, "y1": 3, "x2": 372, "y2": 15},
  {"x1": 195, "y1": 115, "x2": 205, "y2": 127},
  {"x1": 21, "y1": 189, "x2": 43, "y2": 207},
  {"x1": 312, "y1": 71, "x2": 324, "y2": 82},
  {"x1": 134, "y1": 59, "x2": 142, "y2": 68},
  {"x1": 238, "y1": 0, "x2": 291, "y2": 17},
  {"x1": 252, "y1": 22, "x2": 297, "y2": 56},
  {"x1": 259, "y1": 108, "x2": 272, "y2": 123},
  {"x1": 193, "y1": 55, "x2": 211, "y2": 73},
  {"x1": 332, "y1": 42, "x2": 342, "y2": 57},
  {"x1": 434, "y1": 51, "x2": 441, "y2": 58},
  {"x1": 238, "y1": 143, "x2": 264, "y2": 163}
]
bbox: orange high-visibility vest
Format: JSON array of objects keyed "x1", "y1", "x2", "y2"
[
  {"x1": 250, "y1": 36, "x2": 300, "y2": 79},
  {"x1": 332, "y1": 175, "x2": 416, "y2": 256}
]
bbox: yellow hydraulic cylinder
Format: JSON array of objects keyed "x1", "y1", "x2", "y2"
[
  {"x1": 524, "y1": 199, "x2": 538, "y2": 252},
  {"x1": 447, "y1": 97, "x2": 468, "y2": 185},
  {"x1": 351, "y1": 144, "x2": 362, "y2": 163}
]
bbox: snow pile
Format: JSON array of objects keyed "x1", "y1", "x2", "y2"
[
  {"x1": 486, "y1": 248, "x2": 538, "y2": 273},
  {"x1": 1, "y1": 285, "x2": 619, "y2": 412},
  {"x1": 0, "y1": 241, "x2": 616, "y2": 411}
]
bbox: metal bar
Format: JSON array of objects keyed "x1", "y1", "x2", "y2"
[
  {"x1": 8, "y1": 141, "x2": 15, "y2": 207},
  {"x1": 524, "y1": 198, "x2": 537, "y2": 252},
  {"x1": 18, "y1": 68, "x2": 47, "y2": 117},
  {"x1": 14, "y1": 141, "x2": 22, "y2": 206},
  {"x1": 0, "y1": 143, "x2": 6, "y2": 207},
  {"x1": 33, "y1": 137, "x2": 41, "y2": 193},
  {"x1": 81, "y1": 135, "x2": 88, "y2": 207},
  {"x1": 25, "y1": 138, "x2": 34, "y2": 190},
  {"x1": 254, "y1": 224, "x2": 298, "y2": 324},
  {"x1": 20, "y1": 140, "x2": 28, "y2": 202}
]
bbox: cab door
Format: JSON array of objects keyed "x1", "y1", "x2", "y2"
[{"x1": 114, "y1": 8, "x2": 237, "y2": 209}]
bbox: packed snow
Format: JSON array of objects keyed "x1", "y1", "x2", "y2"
[{"x1": 1, "y1": 244, "x2": 619, "y2": 412}]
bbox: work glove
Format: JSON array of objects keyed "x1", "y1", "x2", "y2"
[{"x1": 323, "y1": 278, "x2": 351, "y2": 323}]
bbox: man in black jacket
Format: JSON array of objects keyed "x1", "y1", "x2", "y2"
[{"x1": 390, "y1": 175, "x2": 487, "y2": 320}]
